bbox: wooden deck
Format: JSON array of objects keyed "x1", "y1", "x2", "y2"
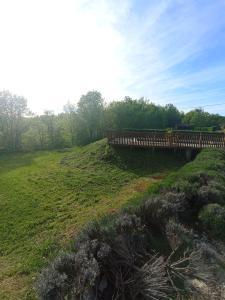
[{"x1": 106, "y1": 130, "x2": 225, "y2": 149}]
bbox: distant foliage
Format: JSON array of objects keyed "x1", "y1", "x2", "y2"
[
  {"x1": 105, "y1": 98, "x2": 182, "y2": 129},
  {"x1": 183, "y1": 108, "x2": 224, "y2": 128},
  {"x1": 0, "y1": 90, "x2": 28, "y2": 151},
  {"x1": 1, "y1": 90, "x2": 225, "y2": 152}
]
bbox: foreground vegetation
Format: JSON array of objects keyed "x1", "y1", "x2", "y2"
[
  {"x1": 0, "y1": 140, "x2": 185, "y2": 299},
  {"x1": 38, "y1": 148, "x2": 225, "y2": 300}
]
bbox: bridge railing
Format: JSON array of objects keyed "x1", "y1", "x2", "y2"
[{"x1": 106, "y1": 130, "x2": 225, "y2": 149}]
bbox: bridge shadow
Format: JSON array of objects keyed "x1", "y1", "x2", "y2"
[{"x1": 106, "y1": 146, "x2": 192, "y2": 176}]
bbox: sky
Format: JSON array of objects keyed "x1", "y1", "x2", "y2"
[{"x1": 0, "y1": 0, "x2": 225, "y2": 114}]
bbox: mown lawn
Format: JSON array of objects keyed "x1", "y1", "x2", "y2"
[{"x1": 0, "y1": 139, "x2": 186, "y2": 299}]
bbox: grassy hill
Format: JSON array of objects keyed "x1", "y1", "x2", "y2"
[{"x1": 0, "y1": 139, "x2": 186, "y2": 299}]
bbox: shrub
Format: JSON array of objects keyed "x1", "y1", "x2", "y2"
[
  {"x1": 139, "y1": 193, "x2": 195, "y2": 229},
  {"x1": 199, "y1": 204, "x2": 225, "y2": 239},
  {"x1": 166, "y1": 220, "x2": 194, "y2": 250},
  {"x1": 187, "y1": 172, "x2": 210, "y2": 186},
  {"x1": 197, "y1": 184, "x2": 224, "y2": 206},
  {"x1": 74, "y1": 217, "x2": 117, "y2": 249},
  {"x1": 135, "y1": 196, "x2": 166, "y2": 228},
  {"x1": 126, "y1": 255, "x2": 171, "y2": 300},
  {"x1": 170, "y1": 170, "x2": 225, "y2": 217},
  {"x1": 135, "y1": 193, "x2": 188, "y2": 229},
  {"x1": 171, "y1": 179, "x2": 199, "y2": 200},
  {"x1": 115, "y1": 213, "x2": 142, "y2": 234},
  {"x1": 36, "y1": 253, "x2": 79, "y2": 299},
  {"x1": 162, "y1": 192, "x2": 190, "y2": 222},
  {"x1": 36, "y1": 241, "x2": 109, "y2": 299}
]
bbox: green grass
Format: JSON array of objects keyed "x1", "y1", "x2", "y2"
[{"x1": 0, "y1": 139, "x2": 186, "y2": 299}]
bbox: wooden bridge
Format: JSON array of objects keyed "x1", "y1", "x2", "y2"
[{"x1": 106, "y1": 130, "x2": 225, "y2": 150}]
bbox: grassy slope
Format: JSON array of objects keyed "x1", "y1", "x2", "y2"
[{"x1": 0, "y1": 139, "x2": 186, "y2": 299}]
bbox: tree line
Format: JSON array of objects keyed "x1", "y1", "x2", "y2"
[{"x1": 0, "y1": 90, "x2": 224, "y2": 152}]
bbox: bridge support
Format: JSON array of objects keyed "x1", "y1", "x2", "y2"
[{"x1": 185, "y1": 149, "x2": 192, "y2": 161}]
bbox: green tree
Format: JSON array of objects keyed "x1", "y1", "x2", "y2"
[
  {"x1": 40, "y1": 111, "x2": 65, "y2": 149},
  {"x1": 163, "y1": 104, "x2": 181, "y2": 128},
  {"x1": 22, "y1": 117, "x2": 48, "y2": 150},
  {"x1": 63, "y1": 102, "x2": 77, "y2": 145},
  {"x1": 183, "y1": 109, "x2": 222, "y2": 129},
  {"x1": 0, "y1": 91, "x2": 28, "y2": 151},
  {"x1": 105, "y1": 98, "x2": 182, "y2": 130},
  {"x1": 77, "y1": 91, "x2": 104, "y2": 143}
]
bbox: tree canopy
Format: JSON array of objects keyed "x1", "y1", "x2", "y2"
[
  {"x1": 0, "y1": 91, "x2": 28, "y2": 151},
  {"x1": 0, "y1": 90, "x2": 224, "y2": 152}
]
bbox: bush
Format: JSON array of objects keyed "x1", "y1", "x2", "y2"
[
  {"x1": 36, "y1": 252, "x2": 83, "y2": 300},
  {"x1": 165, "y1": 220, "x2": 194, "y2": 250},
  {"x1": 167, "y1": 167, "x2": 225, "y2": 218},
  {"x1": 74, "y1": 216, "x2": 117, "y2": 249},
  {"x1": 136, "y1": 193, "x2": 188, "y2": 228},
  {"x1": 36, "y1": 241, "x2": 110, "y2": 300},
  {"x1": 199, "y1": 204, "x2": 225, "y2": 239},
  {"x1": 197, "y1": 184, "x2": 224, "y2": 206},
  {"x1": 135, "y1": 196, "x2": 166, "y2": 228}
]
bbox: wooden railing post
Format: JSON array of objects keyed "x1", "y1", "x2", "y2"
[{"x1": 199, "y1": 132, "x2": 202, "y2": 148}]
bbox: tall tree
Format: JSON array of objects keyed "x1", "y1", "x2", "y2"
[
  {"x1": 105, "y1": 98, "x2": 182, "y2": 130},
  {"x1": 63, "y1": 102, "x2": 77, "y2": 145},
  {"x1": 163, "y1": 104, "x2": 181, "y2": 128},
  {"x1": 0, "y1": 91, "x2": 28, "y2": 151},
  {"x1": 77, "y1": 91, "x2": 104, "y2": 142},
  {"x1": 41, "y1": 111, "x2": 65, "y2": 149},
  {"x1": 183, "y1": 109, "x2": 222, "y2": 128}
]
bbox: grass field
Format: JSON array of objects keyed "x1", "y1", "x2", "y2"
[{"x1": 0, "y1": 139, "x2": 186, "y2": 299}]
